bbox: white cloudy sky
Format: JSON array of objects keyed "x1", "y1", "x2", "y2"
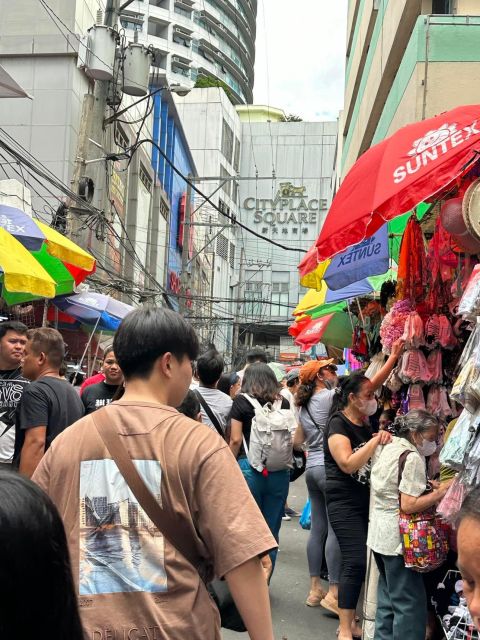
[{"x1": 253, "y1": 0, "x2": 348, "y2": 121}]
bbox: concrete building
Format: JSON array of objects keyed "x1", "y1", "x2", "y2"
[
  {"x1": 175, "y1": 87, "x2": 241, "y2": 352},
  {"x1": 236, "y1": 115, "x2": 337, "y2": 361},
  {"x1": 0, "y1": 0, "x2": 201, "y2": 310},
  {"x1": 123, "y1": 0, "x2": 256, "y2": 104},
  {"x1": 341, "y1": 0, "x2": 480, "y2": 178}
]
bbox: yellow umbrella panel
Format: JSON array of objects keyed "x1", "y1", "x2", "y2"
[
  {"x1": 0, "y1": 228, "x2": 56, "y2": 298},
  {"x1": 36, "y1": 220, "x2": 96, "y2": 271}
]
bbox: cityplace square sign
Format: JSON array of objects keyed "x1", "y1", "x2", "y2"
[{"x1": 243, "y1": 182, "x2": 328, "y2": 227}]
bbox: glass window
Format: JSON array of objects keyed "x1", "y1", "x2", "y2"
[
  {"x1": 221, "y1": 119, "x2": 234, "y2": 164},
  {"x1": 271, "y1": 271, "x2": 290, "y2": 317},
  {"x1": 432, "y1": 0, "x2": 452, "y2": 13}
]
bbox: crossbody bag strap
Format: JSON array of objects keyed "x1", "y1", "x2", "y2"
[
  {"x1": 194, "y1": 390, "x2": 225, "y2": 439},
  {"x1": 397, "y1": 449, "x2": 413, "y2": 509},
  {"x1": 91, "y1": 408, "x2": 200, "y2": 570},
  {"x1": 305, "y1": 404, "x2": 320, "y2": 430}
]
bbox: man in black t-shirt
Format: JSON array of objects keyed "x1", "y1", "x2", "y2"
[
  {"x1": 81, "y1": 347, "x2": 123, "y2": 414},
  {"x1": 0, "y1": 321, "x2": 29, "y2": 467},
  {"x1": 15, "y1": 328, "x2": 84, "y2": 477}
]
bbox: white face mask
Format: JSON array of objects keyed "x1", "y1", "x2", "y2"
[
  {"x1": 416, "y1": 438, "x2": 437, "y2": 457},
  {"x1": 360, "y1": 398, "x2": 378, "y2": 417}
]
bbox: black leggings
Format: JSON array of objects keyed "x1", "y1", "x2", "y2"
[{"x1": 327, "y1": 497, "x2": 369, "y2": 610}]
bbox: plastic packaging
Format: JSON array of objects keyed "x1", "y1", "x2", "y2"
[{"x1": 439, "y1": 409, "x2": 479, "y2": 471}]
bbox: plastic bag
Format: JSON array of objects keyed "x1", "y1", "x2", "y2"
[
  {"x1": 450, "y1": 356, "x2": 480, "y2": 412},
  {"x1": 458, "y1": 264, "x2": 480, "y2": 318},
  {"x1": 299, "y1": 499, "x2": 311, "y2": 530},
  {"x1": 365, "y1": 353, "x2": 386, "y2": 381},
  {"x1": 439, "y1": 409, "x2": 478, "y2": 471},
  {"x1": 436, "y1": 475, "x2": 467, "y2": 523}
]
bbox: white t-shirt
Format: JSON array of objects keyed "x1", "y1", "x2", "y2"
[{"x1": 281, "y1": 387, "x2": 299, "y2": 422}]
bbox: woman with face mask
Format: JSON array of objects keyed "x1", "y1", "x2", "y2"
[
  {"x1": 368, "y1": 410, "x2": 451, "y2": 640},
  {"x1": 294, "y1": 358, "x2": 343, "y2": 612},
  {"x1": 323, "y1": 339, "x2": 404, "y2": 640}
]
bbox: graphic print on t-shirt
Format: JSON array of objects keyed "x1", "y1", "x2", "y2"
[{"x1": 79, "y1": 459, "x2": 167, "y2": 595}]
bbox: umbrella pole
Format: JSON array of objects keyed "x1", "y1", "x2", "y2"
[
  {"x1": 89, "y1": 331, "x2": 103, "y2": 377},
  {"x1": 347, "y1": 301, "x2": 356, "y2": 331},
  {"x1": 356, "y1": 297, "x2": 371, "y2": 348},
  {"x1": 42, "y1": 300, "x2": 49, "y2": 327},
  {"x1": 72, "y1": 317, "x2": 101, "y2": 385}
]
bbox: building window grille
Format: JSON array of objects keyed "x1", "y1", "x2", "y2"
[
  {"x1": 114, "y1": 123, "x2": 129, "y2": 149},
  {"x1": 229, "y1": 241, "x2": 235, "y2": 269},
  {"x1": 139, "y1": 163, "x2": 153, "y2": 192},
  {"x1": 216, "y1": 233, "x2": 229, "y2": 260}
]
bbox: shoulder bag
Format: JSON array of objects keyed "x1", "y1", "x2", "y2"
[
  {"x1": 397, "y1": 450, "x2": 449, "y2": 573},
  {"x1": 91, "y1": 408, "x2": 246, "y2": 632}
]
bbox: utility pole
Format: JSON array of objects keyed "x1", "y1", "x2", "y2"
[
  {"x1": 179, "y1": 176, "x2": 193, "y2": 316},
  {"x1": 231, "y1": 245, "x2": 245, "y2": 362},
  {"x1": 67, "y1": 0, "x2": 118, "y2": 248}
]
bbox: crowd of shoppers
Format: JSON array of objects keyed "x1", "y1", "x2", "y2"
[{"x1": 2, "y1": 308, "x2": 480, "y2": 640}]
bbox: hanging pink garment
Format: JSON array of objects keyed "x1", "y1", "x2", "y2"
[
  {"x1": 399, "y1": 349, "x2": 431, "y2": 384},
  {"x1": 408, "y1": 384, "x2": 426, "y2": 410},
  {"x1": 426, "y1": 385, "x2": 452, "y2": 419},
  {"x1": 426, "y1": 350, "x2": 443, "y2": 385},
  {"x1": 425, "y1": 315, "x2": 440, "y2": 349},
  {"x1": 402, "y1": 312, "x2": 425, "y2": 349},
  {"x1": 438, "y1": 315, "x2": 457, "y2": 349}
]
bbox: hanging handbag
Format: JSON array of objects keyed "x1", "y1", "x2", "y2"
[
  {"x1": 397, "y1": 450, "x2": 449, "y2": 573},
  {"x1": 91, "y1": 408, "x2": 246, "y2": 632}
]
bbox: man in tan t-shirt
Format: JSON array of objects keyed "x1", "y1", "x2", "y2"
[{"x1": 33, "y1": 307, "x2": 276, "y2": 640}]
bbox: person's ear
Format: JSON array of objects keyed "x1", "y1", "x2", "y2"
[
  {"x1": 38, "y1": 351, "x2": 47, "y2": 366},
  {"x1": 158, "y1": 352, "x2": 173, "y2": 378}
]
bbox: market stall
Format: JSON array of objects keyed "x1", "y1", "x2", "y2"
[{"x1": 295, "y1": 106, "x2": 480, "y2": 639}]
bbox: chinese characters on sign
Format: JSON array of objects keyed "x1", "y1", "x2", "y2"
[{"x1": 243, "y1": 182, "x2": 328, "y2": 237}]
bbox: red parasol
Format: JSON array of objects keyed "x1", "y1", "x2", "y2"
[{"x1": 306, "y1": 105, "x2": 480, "y2": 267}]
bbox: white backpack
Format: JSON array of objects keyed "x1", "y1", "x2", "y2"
[{"x1": 242, "y1": 394, "x2": 297, "y2": 473}]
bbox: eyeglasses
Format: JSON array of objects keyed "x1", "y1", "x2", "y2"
[{"x1": 324, "y1": 365, "x2": 337, "y2": 373}]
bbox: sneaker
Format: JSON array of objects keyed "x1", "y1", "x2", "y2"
[
  {"x1": 282, "y1": 514, "x2": 291, "y2": 521},
  {"x1": 284, "y1": 507, "x2": 301, "y2": 517}
]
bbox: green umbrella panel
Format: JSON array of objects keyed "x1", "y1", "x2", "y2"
[{"x1": 1, "y1": 243, "x2": 76, "y2": 305}]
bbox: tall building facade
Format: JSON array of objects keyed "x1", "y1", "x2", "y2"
[
  {"x1": 175, "y1": 87, "x2": 241, "y2": 353},
  {"x1": 123, "y1": 0, "x2": 256, "y2": 104},
  {"x1": 341, "y1": 0, "x2": 480, "y2": 178},
  {"x1": 236, "y1": 115, "x2": 337, "y2": 361}
]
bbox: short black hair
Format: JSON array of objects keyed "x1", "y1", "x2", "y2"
[
  {"x1": 0, "y1": 471, "x2": 84, "y2": 639},
  {"x1": 103, "y1": 346, "x2": 115, "y2": 359},
  {"x1": 246, "y1": 347, "x2": 267, "y2": 364},
  {"x1": 27, "y1": 328, "x2": 65, "y2": 369},
  {"x1": 0, "y1": 321, "x2": 28, "y2": 341},
  {"x1": 113, "y1": 307, "x2": 199, "y2": 380},
  {"x1": 196, "y1": 349, "x2": 224, "y2": 385},
  {"x1": 217, "y1": 372, "x2": 239, "y2": 395},
  {"x1": 176, "y1": 390, "x2": 201, "y2": 420},
  {"x1": 458, "y1": 486, "x2": 480, "y2": 526}
]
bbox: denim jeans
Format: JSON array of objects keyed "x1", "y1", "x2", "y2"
[
  {"x1": 238, "y1": 458, "x2": 290, "y2": 568},
  {"x1": 373, "y1": 552, "x2": 427, "y2": 640}
]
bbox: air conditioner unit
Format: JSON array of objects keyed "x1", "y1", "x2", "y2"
[
  {"x1": 172, "y1": 55, "x2": 190, "y2": 66},
  {"x1": 175, "y1": 26, "x2": 192, "y2": 37}
]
